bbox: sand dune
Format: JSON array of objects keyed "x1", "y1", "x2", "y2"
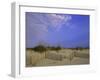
[{"x1": 26, "y1": 49, "x2": 89, "y2": 67}]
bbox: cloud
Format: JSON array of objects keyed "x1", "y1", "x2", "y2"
[
  {"x1": 46, "y1": 14, "x2": 72, "y2": 31},
  {"x1": 26, "y1": 13, "x2": 50, "y2": 47},
  {"x1": 26, "y1": 13, "x2": 89, "y2": 48},
  {"x1": 26, "y1": 12, "x2": 72, "y2": 47}
]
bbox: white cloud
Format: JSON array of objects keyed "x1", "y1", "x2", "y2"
[
  {"x1": 26, "y1": 13, "x2": 49, "y2": 42},
  {"x1": 46, "y1": 14, "x2": 72, "y2": 31},
  {"x1": 26, "y1": 13, "x2": 72, "y2": 42}
]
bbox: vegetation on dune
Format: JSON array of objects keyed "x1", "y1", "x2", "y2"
[
  {"x1": 66, "y1": 47, "x2": 89, "y2": 50},
  {"x1": 31, "y1": 45, "x2": 62, "y2": 53},
  {"x1": 32, "y1": 45, "x2": 47, "y2": 53},
  {"x1": 49, "y1": 46, "x2": 61, "y2": 51},
  {"x1": 75, "y1": 47, "x2": 89, "y2": 50},
  {"x1": 27, "y1": 45, "x2": 89, "y2": 53},
  {"x1": 26, "y1": 45, "x2": 89, "y2": 66}
]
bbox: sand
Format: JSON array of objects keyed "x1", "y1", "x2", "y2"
[{"x1": 26, "y1": 49, "x2": 89, "y2": 67}]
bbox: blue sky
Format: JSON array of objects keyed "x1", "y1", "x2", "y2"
[{"x1": 26, "y1": 12, "x2": 89, "y2": 48}]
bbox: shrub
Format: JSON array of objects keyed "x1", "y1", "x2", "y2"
[
  {"x1": 50, "y1": 46, "x2": 61, "y2": 52},
  {"x1": 33, "y1": 45, "x2": 47, "y2": 53},
  {"x1": 33, "y1": 45, "x2": 62, "y2": 53}
]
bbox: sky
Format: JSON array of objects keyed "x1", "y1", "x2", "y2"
[{"x1": 26, "y1": 12, "x2": 89, "y2": 48}]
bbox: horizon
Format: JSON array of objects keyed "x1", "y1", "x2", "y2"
[
  {"x1": 26, "y1": 45, "x2": 89, "y2": 49},
  {"x1": 26, "y1": 12, "x2": 89, "y2": 48}
]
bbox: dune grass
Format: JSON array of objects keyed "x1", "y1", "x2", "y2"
[
  {"x1": 26, "y1": 46, "x2": 89, "y2": 67},
  {"x1": 31, "y1": 45, "x2": 62, "y2": 53}
]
